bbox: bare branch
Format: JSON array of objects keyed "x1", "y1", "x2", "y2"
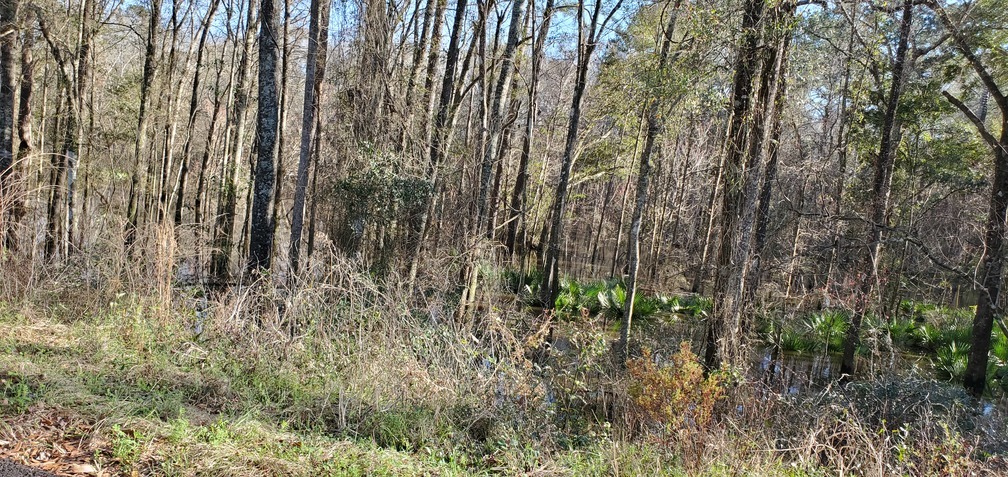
[
  {"x1": 927, "y1": 0, "x2": 1008, "y2": 116},
  {"x1": 942, "y1": 90, "x2": 1006, "y2": 155}
]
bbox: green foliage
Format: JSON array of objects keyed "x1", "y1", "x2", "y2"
[
  {"x1": 552, "y1": 277, "x2": 659, "y2": 321},
  {"x1": 933, "y1": 341, "x2": 970, "y2": 382},
  {"x1": 885, "y1": 318, "x2": 920, "y2": 349},
  {"x1": 0, "y1": 373, "x2": 38, "y2": 414},
  {"x1": 361, "y1": 407, "x2": 452, "y2": 452},
  {"x1": 677, "y1": 295, "x2": 712, "y2": 317},
  {"x1": 803, "y1": 310, "x2": 849, "y2": 352},
  {"x1": 329, "y1": 149, "x2": 432, "y2": 256},
  {"x1": 500, "y1": 268, "x2": 543, "y2": 296},
  {"x1": 985, "y1": 327, "x2": 1008, "y2": 395},
  {"x1": 541, "y1": 323, "x2": 615, "y2": 446},
  {"x1": 111, "y1": 424, "x2": 147, "y2": 468}
]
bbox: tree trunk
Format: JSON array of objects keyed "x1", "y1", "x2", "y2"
[
  {"x1": 0, "y1": 0, "x2": 17, "y2": 248},
  {"x1": 476, "y1": 0, "x2": 525, "y2": 236},
  {"x1": 704, "y1": 0, "x2": 765, "y2": 370},
  {"x1": 126, "y1": 0, "x2": 161, "y2": 250},
  {"x1": 505, "y1": 0, "x2": 555, "y2": 257},
  {"x1": 840, "y1": 0, "x2": 913, "y2": 379},
  {"x1": 174, "y1": 0, "x2": 222, "y2": 225},
  {"x1": 744, "y1": 4, "x2": 794, "y2": 304},
  {"x1": 271, "y1": 0, "x2": 292, "y2": 257},
  {"x1": 930, "y1": 1, "x2": 1008, "y2": 396},
  {"x1": 540, "y1": 0, "x2": 623, "y2": 306},
  {"x1": 617, "y1": 0, "x2": 680, "y2": 364},
  {"x1": 247, "y1": 0, "x2": 282, "y2": 272},
  {"x1": 211, "y1": 0, "x2": 257, "y2": 281},
  {"x1": 289, "y1": 0, "x2": 332, "y2": 276},
  {"x1": 5, "y1": 28, "x2": 32, "y2": 250},
  {"x1": 406, "y1": 0, "x2": 470, "y2": 288},
  {"x1": 194, "y1": 59, "x2": 228, "y2": 228}
]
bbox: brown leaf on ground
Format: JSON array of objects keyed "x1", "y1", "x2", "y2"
[{"x1": 0, "y1": 404, "x2": 121, "y2": 476}]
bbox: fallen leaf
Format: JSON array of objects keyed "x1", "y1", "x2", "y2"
[{"x1": 69, "y1": 463, "x2": 99, "y2": 475}]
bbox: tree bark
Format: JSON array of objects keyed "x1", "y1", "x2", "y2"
[
  {"x1": 929, "y1": 1, "x2": 1008, "y2": 396},
  {"x1": 704, "y1": 0, "x2": 765, "y2": 370},
  {"x1": 173, "y1": 0, "x2": 222, "y2": 225},
  {"x1": 617, "y1": 0, "x2": 680, "y2": 364},
  {"x1": 211, "y1": 0, "x2": 257, "y2": 281},
  {"x1": 406, "y1": 0, "x2": 471, "y2": 289},
  {"x1": 0, "y1": 0, "x2": 18, "y2": 248},
  {"x1": 840, "y1": 0, "x2": 913, "y2": 379},
  {"x1": 126, "y1": 0, "x2": 161, "y2": 250},
  {"x1": 247, "y1": 0, "x2": 283, "y2": 272},
  {"x1": 505, "y1": 0, "x2": 555, "y2": 258},
  {"x1": 289, "y1": 0, "x2": 332, "y2": 276},
  {"x1": 5, "y1": 28, "x2": 32, "y2": 250},
  {"x1": 540, "y1": 0, "x2": 623, "y2": 307},
  {"x1": 476, "y1": 0, "x2": 526, "y2": 236}
]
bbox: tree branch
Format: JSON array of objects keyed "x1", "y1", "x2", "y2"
[
  {"x1": 927, "y1": 0, "x2": 1008, "y2": 116},
  {"x1": 942, "y1": 90, "x2": 1006, "y2": 155}
]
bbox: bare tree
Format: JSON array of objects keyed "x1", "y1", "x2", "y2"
[
  {"x1": 289, "y1": 0, "x2": 332, "y2": 276},
  {"x1": 539, "y1": 0, "x2": 623, "y2": 307}
]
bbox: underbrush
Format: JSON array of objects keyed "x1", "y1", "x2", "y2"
[
  {"x1": 0, "y1": 254, "x2": 1004, "y2": 475},
  {"x1": 756, "y1": 303, "x2": 1008, "y2": 396}
]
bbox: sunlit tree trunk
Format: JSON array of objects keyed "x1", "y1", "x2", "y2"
[
  {"x1": 290, "y1": 0, "x2": 332, "y2": 276},
  {"x1": 930, "y1": 2, "x2": 1008, "y2": 396},
  {"x1": 505, "y1": 0, "x2": 554, "y2": 259},
  {"x1": 0, "y1": 0, "x2": 17, "y2": 249},
  {"x1": 705, "y1": 0, "x2": 765, "y2": 370},
  {"x1": 174, "y1": 0, "x2": 222, "y2": 225},
  {"x1": 617, "y1": 0, "x2": 680, "y2": 364},
  {"x1": 247, "y1": 0, "x2": 282, "y2": 272},
  {"x1": 211, "y1": 0, "x2": 258, "y2": 281},
  {"x1": 840, "y1": 0, "x2": 913, "y2": 379},
  {"x1": 540, "y1": 0, "x2": 623, "y2": 306},
  {"x1": 125, "y1": 0, "x2": 161, "y2": 251},
  {"x1": 476, "y1": 0, "x2": 525, "y2": 236}
]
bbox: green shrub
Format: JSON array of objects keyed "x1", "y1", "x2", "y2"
[
  {"x1": 804, "y1": 310, "x2": 849, "y2": 352},
  {"x1": 0, "y1": 373, "x2": 39, "y2": 414},
  {"x1": 933, "y1": 342, "x2": 970, "y2": 382}
]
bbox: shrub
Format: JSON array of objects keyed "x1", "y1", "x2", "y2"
[{"x1": 627, "y1": 342, "x2": 726, "y2": 442}]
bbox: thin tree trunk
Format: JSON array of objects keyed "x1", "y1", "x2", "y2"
[
  {"x1": 840, "y1": 0, "x2": 913, "y2": 379},
  {"x1": 540, "y1": 0, "x2": 623, "y2": 306},
  {"x1": 617, "y1": 0, "x2": 680, "y2": 364},
  {"x1": 476, "y1": 0, "x2": 525, "y2": 236},
  {"x1": 0, "y1": 0, "x2": 18, "y2": 248},
  {"x1": 406, "y1": 0, "x2": 471, "y2": 288},
  {"x1": 174, "y1": 0, "x2": 222, "y2": 225},
  {"x1": 5, "y1": 29, "x2": 32, "y2": 250},
  {"x1": 505, "y1": 0, "x2": 554, "y2": 257},
  {"x1": 211, "y1": 0, "x2": 258, "y2": 281},
  {"x1": 126, "y1": 0, "x2": 162, "y2": 250},
  {"x1": 290, "y1": 0, "x2": 332, "y2": 276}
]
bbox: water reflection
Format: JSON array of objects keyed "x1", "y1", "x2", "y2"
[{"x1": 756, "y1": 348, "x2": 839, "y2": 395}]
